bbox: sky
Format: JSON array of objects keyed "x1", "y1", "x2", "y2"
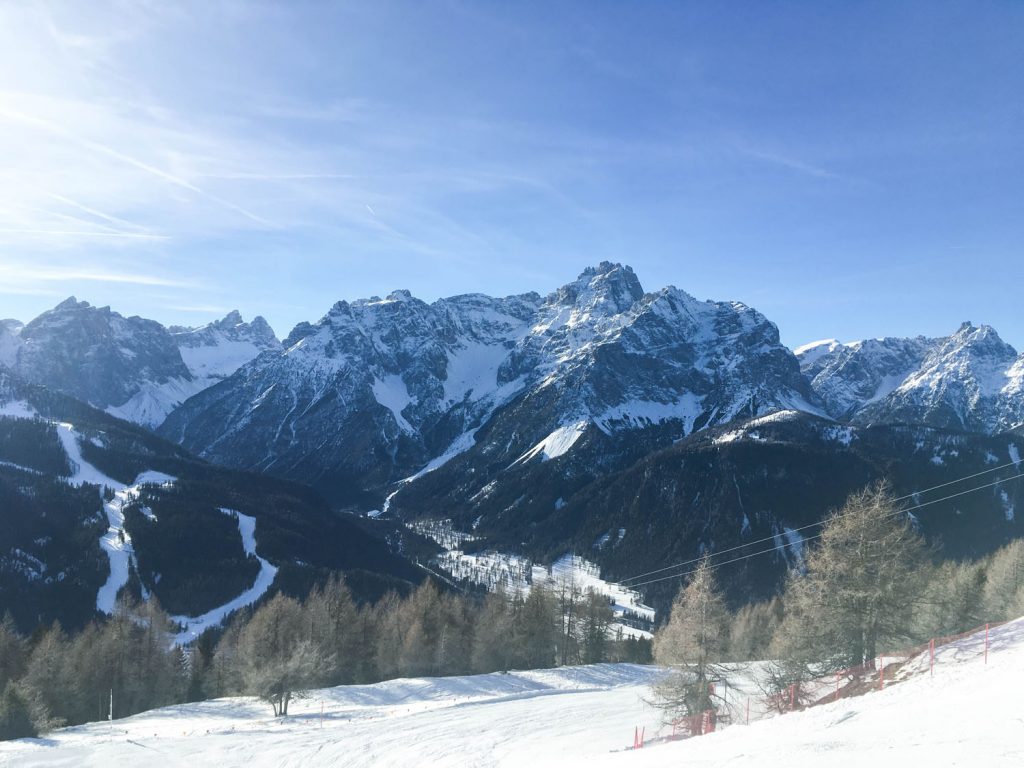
[{"x1": 0, "y1": 1, "x2": 1021, "y2": 349}]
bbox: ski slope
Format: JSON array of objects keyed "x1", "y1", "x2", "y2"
[
  {"x1": 5, "y1": 619, "x2": 1024, "y2": 767},
  {"x1": 169, "y1": 509, "x2": 279, "y2": 645}
]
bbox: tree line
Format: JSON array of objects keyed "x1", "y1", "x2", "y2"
[
  {"x1": 0, "y1": 573, "x2": 651, "y2": 737},
  {"x1": 650, "y1": 483, "x2": 1024, "y2": 725}
]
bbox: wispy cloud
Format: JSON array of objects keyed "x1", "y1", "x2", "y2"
[
  {"x1": 0, "y1": 263, "x2": 197, "y2": 288},
  {"x1": 0, "y1": 228, "x2": 168, "y2": 240},
  {"x1": 0, "y1": 105, "x2": 272, "y2": 226}
]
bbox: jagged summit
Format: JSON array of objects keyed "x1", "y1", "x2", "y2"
[
  {"x1": 799, "y1": 323, "x2": 1023, "y2": 433},
  {"x1": 158, "y1": 264, "x2": 820, "y2": 504},
  {"x1": 548, "y1": 262, "x2": 645, "y2": 316},
  {"x1": 53, "y1": 296, "x2": 87, "y2": 311},
  {"x1": 3, "y1": 302, "x2": 282, "y2": 428}
]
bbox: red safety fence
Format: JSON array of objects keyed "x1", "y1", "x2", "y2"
[{"x1": 633, "y1": 618, "x2": 1015, "y2": 750}]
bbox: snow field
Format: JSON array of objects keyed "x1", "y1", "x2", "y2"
[
  {"x1": 0, "y1": 665, "x2": 666, "y2": 768},
  {"x1": 591, "y1": 617, "x2": 1024, "y2": 768},
  {"x1": 7, "y1": 619, "x2": 1023, "y2": 767}
]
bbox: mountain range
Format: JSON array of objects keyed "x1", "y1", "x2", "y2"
[{"x1": 2, "y1": 263, "x2": 1022, "y2": 627}]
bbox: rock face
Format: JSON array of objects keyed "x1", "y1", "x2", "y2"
[
  {"x1": 13, "y1": 298, "x2": 192, "y2": 420},
  {"x1": 1, "y1": 299, "x2": 279, "y2": 428},
  {"x1": 799, "y1": 323, "x2": 1024, "y2": 434},
  {"x1": 160, "y1": 263, "x2": 821, "y2": 505}
]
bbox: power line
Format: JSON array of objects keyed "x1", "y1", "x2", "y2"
[
  {"x1": 621, "y1": 471, "x2": 1024, "y2": 591},
  {"x1": 619, "y1": 458, "x2": 1023, "y2": 586}
]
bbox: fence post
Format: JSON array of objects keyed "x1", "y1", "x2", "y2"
[
  {"x1": 640, "y1": 726, "x2": 645, "y2": 748},
  {"x1": 835, "y1": 672, "x2": 840, "y2": 702},
  {"x1": 746, "y1": 697, "x2": 750, "y2": 725},
  {"x1": 789, "y1": 683, "x2": 795, "y2": 711},
  {"x1": 878, "y1": 658, "x2": 883, "y2": 690},
  {"x1": 929, "y1": 638, "x2": 935, "y2": 677},
  {"x1": 985, "y1": 623, "x2": 990, "y2": 664}
]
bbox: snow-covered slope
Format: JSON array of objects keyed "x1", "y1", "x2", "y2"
[
  {"x1": 0, "y1": 369, "x2": 421, "y2": 633},
  {"x1": 592, "y1": 618, "x2": 1024, "y2": 768},
  {"x1": 110, "y1": 310, "x2": 280, "y2": 427},
  {"x1": 171, "y1": 310, "x2": 280, "y2": 385},
  {"x1": 799, "y1": 323, "x2": 1024, "y2": 434},
  {"x1": 5, "y1": 618, "x2": 1022, "y2": 767},
  {"x1": 161, "y1": 263, "x2": 821, "y2": 503}
]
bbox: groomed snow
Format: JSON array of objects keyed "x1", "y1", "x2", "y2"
[
  {"x1": 170, "y1": 509, "x2": 278, "y2": 645},
  {"x1": 6, "y1": 620, "x2": 1023, "y2": 767},
  {"x1": 0, "y1": 665, "x2": 664, "y2": 768},
  {"x1": 589, "y1": 618, "x2": 1024, "y2": 768},
  {"x1": 5, "y1": 405, "x2": 273, "y2": 634}
]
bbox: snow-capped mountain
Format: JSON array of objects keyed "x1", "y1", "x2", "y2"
[
  {"x1": 10, "y1": 297, "x2": 193, "y2": 425},
  {"x1": 160, "y1": 263, "x2": 821, "y2": 505},
  {"x1": 170, "y1": 310, "x2": 281, "y2": 383},
  {"x1": 1, "y1": 299, "x2": 279, "y2": 428},
  {"x1": 799, "y1": 323, "x2": 1024, "y2": 434}
]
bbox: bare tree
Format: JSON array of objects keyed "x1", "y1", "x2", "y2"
[
  {"x1": 650, "y1": 557, "x2": 730, "y2": 729},
  {"x1": 237, "y1": 594, "x2": 330, "y2": 716}
]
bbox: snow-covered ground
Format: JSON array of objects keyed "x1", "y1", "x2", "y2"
[
  {"x1": 4, "y1": 619, "x2": 1022, "y2": 767},
  {"x1": 589, "y1": 618, "x2": 1024, "y2": 768},
  {"x1": 420, "y1": 520, "x2": 655, "y2": 637}
]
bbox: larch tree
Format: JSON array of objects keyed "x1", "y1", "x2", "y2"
[
  {"x1": 772, "y1": 483, "x2": 929, "y2": 680},
  {"x1": 237, "y1": 594, "x2": 330, "y2": 716},
  {"x1": 650, "y1": 556, "x2": 730, "y2": 727}
]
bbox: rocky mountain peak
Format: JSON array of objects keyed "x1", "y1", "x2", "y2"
[
  {"x1": 216, "y1": 310, "x2": 245, "y2": 328},
  {"x1": 802, "y1": 323, "x2": 1022, "y2": 434},
  {"x1": 53, "y1": 296, "x2": 87, "y2": 311},
  {"x1": 549, "y1": 262, "x2": 645, "y2": 317}
]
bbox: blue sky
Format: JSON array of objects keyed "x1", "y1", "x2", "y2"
[{"x1": 0, "y1": 1, "x2": 1021, "y2": 349}]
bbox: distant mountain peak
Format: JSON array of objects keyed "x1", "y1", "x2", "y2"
[
  {"x1": 549, "y1": 262, "x2": 645, "y2": 316},
  {"x1": 54, "y1": 296, "x2": 88, "y2": 311},
  {"x1": 218, "y1": 309, "x2": 245, "y2": 327},
  {"x1": 801, "y1": 323, "x2": 1022, "y2": 433}
]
